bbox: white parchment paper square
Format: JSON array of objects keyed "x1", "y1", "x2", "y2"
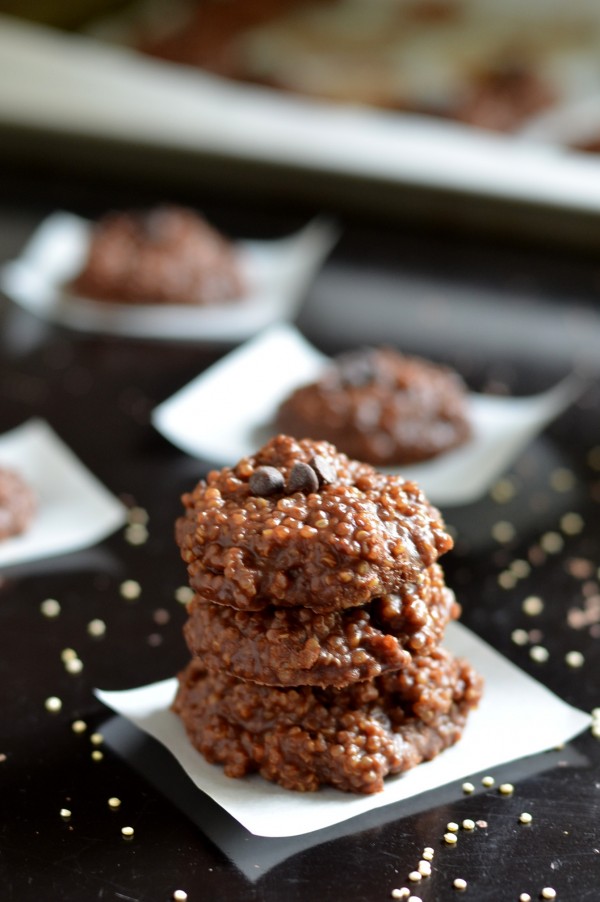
[
  {"x1": 0, "y1": 419, "x2": 127, "y2": 568},
  {"x1": 0, "y1": 213, "x2": 337, "y2": 342},
  {"x1": 96, "y1": 622, "x2": 590, "y2": 838},
  {"x1": 152, "y1": 324, "x2": 581, "y2": 506}
]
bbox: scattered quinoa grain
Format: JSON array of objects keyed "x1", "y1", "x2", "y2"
[
  {"x1": 87, "y1": 619, "x2": 106, "y2": 637},
  {"x1": 91, "y1": 750, "x2": 103, "y2": 761},
  {"x1": 391, "y1": 890, "x2": 409, "y2": 900},
  {"x1": 108, "y1": 797, "x2": 121, "y2": 809},
  {"x1": 65, "y1": 658, "x2": 83, "y2": 674},
  {"x1": 120, "y1": 579, "x2": 141, "y2": 600},
  {"x1": 511, "y1": 559, "x2": 531, "y2": 578},
  {"x1": 90, "y1": 732, "x2": 103, "y2": 746},
  {"x1": 561, "y1": 512, "x2": 584, "y2": 535},
  {"x1": 492, "y1": 521, "x2": 516, "y2": 543},
  {"x1": 127, "y1": 506, "x2": 148, "y2": 525},
  {"x1": 45, "y1": 696, "x2": 62, "y2": 713},
  {"x1": 422, "y1": 848, "x2": 434, "y2": 861},
  {"x1": 453, "y1": 878, "x2": 467, "y2": 891},
  {"x1": 462, "y1": 819, "x2": 476, "y2": 831},
  {"x1": 498, "y1": 571, "x2": 517, "y2": 589},
  {"x1": 125, "y1": 524, "x2": 148, "y2": 545},
  {"x1": 41, "y1": 598, "x2": 61, "y2": 618},
  {"x1": 444, "y1": 833, "x2": 458, "y2": 845},
  {"x1": 565, "y1": 651, "x2": 585, "y2": 668},
  {"x1": 482, "y1": 776, "x2": 495, "y2": 787},
  {"x1": 408, "y1": 871, "x2": 422, "y2": 883},
  {"x1": 121, "y1": 826, "x2": 134, "y2": 838},
  {"x1": 522, "y1": 596, "x2": 544, "y2": 616},
  {"x1": 528, "y1": 544, "x2": 546, "y2": 566},
  {"x1": 175, "y1": 586, "x2": 194, "y2": 605},
  {"x1": 566, "y1": 557, "x2": 594, "y2": 579},
  {"x1": 519, "y1": 812, "x2": 533, "y2": 824},
  {"x1": 72, "y1": 720, "x2": 86, "y2": 733},
  {"x1": 540, "y1": 532, "x2": 563, "y2": 554},
  {"x1": 520, "y1": 894, "x2": 532, "y2": 902},
  {"x1": 60, "y1": 808, "x2": 71, "y2": 819},
  {"x1": 499, "y1": 783, "x2": 514, "y2": 795},
  {"x1": 173, "y1": 893, "x2": 188, "y2": 902},
  {"x1": 462, "y1": 781, "x2": 475, "y2": 794},
  {"x1": 541, "y1": 889, "x2": 557, "y2": 900},
  {"x1": 490, "y1": 478, "x2": 517, "y2": 503},
  {"x1": 530, "y1": 645, "x2": 549, "y2": 663},
  {"x1": 512, "y1": 629, "x2": 530, "y2": 646},
  {"x1": 447, "y1": 822, "x2": 459, "y2": 832}
]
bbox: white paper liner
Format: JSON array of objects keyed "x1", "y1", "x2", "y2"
[
  {"x1": 0, "y1": 212, "x2": 338, "y2": 342},
  {"x1": 100, "y1": 715, "x2": 585, "y2": 882},
  {"x1": 520, "y1": 93, "x2": 600, "y2": 149},
  {"x1": 0, "y1": 419, "x2": 127, "y2": 568},
  {"x1": 151, "y1": 324, "x2": 581, "y2": 507},
  {"x1": 95, "y1": 620, "x2": 591, "y2": 838}
]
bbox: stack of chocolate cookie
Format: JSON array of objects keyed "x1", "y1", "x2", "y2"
[{"x1": 174, "y1": 435, "x2": 482, "y2": 794}]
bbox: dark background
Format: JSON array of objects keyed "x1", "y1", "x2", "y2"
[{"x1": 1, "y1": 143, "x2": 600, "y2": 902}]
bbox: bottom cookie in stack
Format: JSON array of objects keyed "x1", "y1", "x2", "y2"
[{"x1": 173, "y1": 646, "x2": 482, "y2": 794}]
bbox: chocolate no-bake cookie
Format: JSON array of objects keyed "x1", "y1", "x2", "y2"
[
  {"x1": 450, "y1": 63, "x2": 556, "y2": 132},
  {"x1": 173, "y1": 647, "x2": 483, "y2": 794},
  {"x1": 183, "y1": 563, "x2": 459, "y2": 686},
  {"x1": 0, "y1": 467, "x2": 36, "y2": 541},
  {"x1": 276, "y1": 348, "x2": 472, "y2": 467},
  {"x1": 70, "y1": 205, "x2": 245, "y2": 306},
  {"x1": 176, "y1": 435, "x2": 453, "y2": 613}
]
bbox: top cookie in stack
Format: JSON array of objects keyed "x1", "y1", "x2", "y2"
[{"x1": 176, "y1": 433, "x2": 453, "y2": 614}]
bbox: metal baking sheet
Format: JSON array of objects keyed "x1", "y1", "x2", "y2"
[{"x1": 2, "y1": 8, "x2": 600, "y2": 213}]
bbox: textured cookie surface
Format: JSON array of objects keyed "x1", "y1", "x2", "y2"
[
  {"x1": 173, "y1": 648, "x2": 483, "y2": 794},
  {"x1": 176, "y1": 435, "x2": 453, "y2": 613},
  {"x1": 183, "y1": 563, "x2": 459, "y2": 686},
  {"x1": 70, "y1": 205, "x2": 245, "y2": 306},
  {"x1": 277, "y1": 348, "x2": 472, "y2": 466}
]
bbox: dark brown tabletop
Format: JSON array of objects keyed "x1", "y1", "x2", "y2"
[{"x1": 1, "y1": 157, "x2": 599, "y2": 902}]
